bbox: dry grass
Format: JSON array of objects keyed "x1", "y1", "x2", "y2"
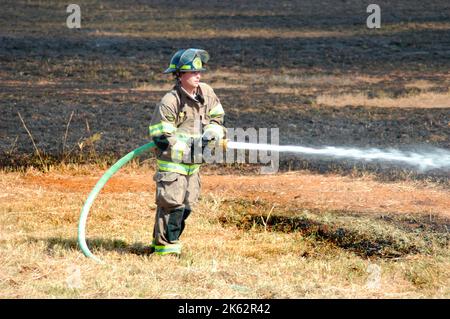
[
  {"x1": 85, "y1": 22, "x2": 450, "y2": 40},
  {"x1": 0, "y1": 167, "x2": 448, "y2": 298},
  {"x1": 265, "y1": 75, "x2": 384, "y2": 87},
  {"x1": 267, "y1": 87, "x2": 304, "y2": 95},
  {"x1": 380, "y1": 21, "x2": 450, "y2": 33},
  {"x1": 206, "y1": 82, "x2": 248, "y2": 90},
  {"x1": 132, "y1": 83, "x2": 173, "y2": 92},
  {"x1": 405, "y1": 80, "x2": 436, "y2": 90},
  {"x1": 317, "y1": 91, "x2": 450, "y2": 108},
  {"x1": 89, "y1": 29, "x2": 352, "y2": 40}
]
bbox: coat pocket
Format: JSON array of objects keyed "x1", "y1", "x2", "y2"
[
  {"x1": 154, "y1": 172, "x2": 186, "y2": 208},
  {"x1": 153, "y1": 171, "x2": 179, "y2": 183}
]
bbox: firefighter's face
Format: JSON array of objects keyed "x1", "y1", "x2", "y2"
[{"x1": 180, "y1": 71, "x2": 201, "y2": 89}]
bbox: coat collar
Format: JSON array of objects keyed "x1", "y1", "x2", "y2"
[{"x1": 175, "y1": 82, "x2": 204, "y2": 104}]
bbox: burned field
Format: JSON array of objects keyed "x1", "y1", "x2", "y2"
[{"x1": 1, "y1": 0, "x2": 449, "y2": 181}]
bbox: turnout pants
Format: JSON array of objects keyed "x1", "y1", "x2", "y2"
[{"x1": 152, "y1": 171, "x2": 201, "y2": 255}]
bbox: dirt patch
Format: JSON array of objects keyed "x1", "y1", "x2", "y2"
[
  {"x1": 21, "y1": 170, "x2": 450, "y2": 218},
  {"x1": 23, "y1": 173, "x2": 154, "y2": 194},
  {"x1": 205, "y1": 173, "x2": 450, "y2": 217}
]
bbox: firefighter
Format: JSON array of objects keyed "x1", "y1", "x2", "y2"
[{"x1": 148, "y1": 48, "x2": 226, "y2": 256}]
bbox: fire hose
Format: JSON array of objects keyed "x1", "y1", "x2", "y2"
[
  {"x1": 77, "y1": 139, "x2": 228, "y2": 263},
  {"x1": 77, "y1": 141, "x2": 156, "y2": 263},
  {"x1": 78, "y1": 137, "x2": 449, "y2": 263}
]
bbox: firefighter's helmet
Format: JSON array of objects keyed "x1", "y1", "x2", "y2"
[{"x1": 163, "y1": 48, "x2": 210, "y2": 74}]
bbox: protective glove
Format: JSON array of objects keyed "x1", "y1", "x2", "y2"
[
  {"x1": 171, "y1": 138, "x2": 191, "y2": 162},
  {"x1": 202, "y1": 129, "x2": 219, "y2": 143},
  {"x1": 152, "y1": 135, "x2": 169, "y2": 152},
  {"x1": 202, "y1": 124, "x2": 224, "y2": 149}
]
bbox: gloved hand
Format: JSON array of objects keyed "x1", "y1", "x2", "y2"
[
  {"x1": 202, "y1": 124, "x2": 225, "y2": 146},
  {"x1": 188, "y1": 134, "x2": 219, "y2": 163},
  {"x1": 153, "y1": 135, "x2": 169, "y2": 152},
  {"x1": 202, "y1": 134, "x2": 220, "y2": 154},
  {"x1": 171, "y1": 139, "x2": 191, "y2": 162},
  {"x1": 202, "y1": 129, "x2": 219, "y2": 143},
  {"x1": 202, "y1": 130, "x2": 222, "y2": 151}
]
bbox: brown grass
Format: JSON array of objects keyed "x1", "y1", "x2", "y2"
[
  {"x1": 132, "y1": 83, "x2": 173, "y2": 92},
  {"x1": 317, "y1": 91, "x2": 450, "y2": 108},
  {"x1": 266, "y1": 75, "x2": 384, "y2": 87},
  {"x1": 0, "y1": 167, "x2": 448, "y2": 298},
  {"x1": 405, "y1": 80, "x2": 436, "y2": 90},
  {"x1": 89, "y1": 29, "x2": 353, "y2": 39},
  {"x1": 86, "y1": 22, "x2": 450, "y2": 40}
]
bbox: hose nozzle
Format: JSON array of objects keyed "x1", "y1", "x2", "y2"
[{"x1": 219, "y1": 139, "x2": 228, "y2": 150}]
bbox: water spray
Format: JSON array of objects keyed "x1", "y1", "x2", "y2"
[
  {"x1": 78, "y1": 139, "x2": 449, "y2": 262},
  {"x1": 226, "y1": 141, "x2": 450, "y2": 171}
]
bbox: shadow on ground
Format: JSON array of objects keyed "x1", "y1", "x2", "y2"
[{"x1": 28, "y1": 237, "x2": 154, "y2": 257}]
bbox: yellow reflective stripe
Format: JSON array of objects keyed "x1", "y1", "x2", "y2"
[
  {"x1": 155, "y1": 251, "x2": 179, "y2": 255},
  {"x1": 209, "y1": 103, "x2": 224, "y2": 117},
  {"x1": 154, "y1": 244, "x2": 181, "y2": 250},
  {"x1": 204, "y1": 123, "x2": 225, "y2": 138},
  {"x1": 169, "y1": 64, "x2": 176, "y2": 69},
  {"x1": 180, "y1": 64, "x2": 191, "y2": 70},
  {"x1": 176, "y1": 132, "x2": 201, "y2": 140},
  {"x1": 157, "y1": 160, "x2": 200, "y2": 175},
  {"x1": 154, "y1": 244, "x2": 181, "y2": 254},
  {"x1": 149, "y1": 121, "x2": 176, "y2": 136}
]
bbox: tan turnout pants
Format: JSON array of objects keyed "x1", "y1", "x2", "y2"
[{"x1": 152, "y1": 171, "x2": 201, "y2": 252}]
